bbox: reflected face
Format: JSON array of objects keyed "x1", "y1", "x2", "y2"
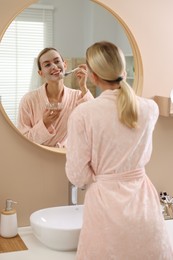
[{"x1": 38, "y1": 50, "x2": 67, "y2": 81}]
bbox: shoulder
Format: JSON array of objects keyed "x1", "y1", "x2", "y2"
[
  {"x1": 137, "y1": 96, "x2": 158, "y2": 109},
  {"x1": 20, "y1": 86, "x2": 42, "y2": 103},
  {"x1": 137, "y1": 96, "x2": 159, "y2": 119},
  {"x1": 69, "y1": 98, "x2": 96, "y2": 121}
]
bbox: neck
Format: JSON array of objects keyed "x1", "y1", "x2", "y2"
[
  {"x1": 46, "y1": 81, "x2": 64, "y2": 102},
  {"x1": 95, "y1": 76, "x2": 121, "y2": 91},
  {"x1": 100, "y1": 83, "x2": 120, "y2": 92}
]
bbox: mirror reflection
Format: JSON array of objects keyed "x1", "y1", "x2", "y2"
[
  {"x1": 17, "y1": 47, "x2": 94, "y2": 147},
  {"x1": 0, "y1": 0, "x2": 134, "y2": 147}
]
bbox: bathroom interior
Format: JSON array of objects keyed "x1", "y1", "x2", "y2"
[{"x1": 0, "y1": 0, "x2": 173, "y2": 258}]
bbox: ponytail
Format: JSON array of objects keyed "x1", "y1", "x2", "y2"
[
  {"x1": 117, "y1": 80, "x2": 138, "y2": 128},
  {"x1": 86, "y1": 41, "x2": 139, "y2": 128}
]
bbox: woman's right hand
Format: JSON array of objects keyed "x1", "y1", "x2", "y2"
[
  {"x1": 75, "y1": 64, "x2": 88, "y2": 96},
  {"x1": 43, "y1": 109, "x2": 60, "y2": 128}
]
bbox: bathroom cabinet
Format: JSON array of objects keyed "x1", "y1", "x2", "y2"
[{"x1": 154, "y1": 96, "x2": 173, "y2": 117}]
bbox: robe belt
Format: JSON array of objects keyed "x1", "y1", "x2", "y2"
[{"x1": 92, "y1": 168, "x2": 145, "y2": 182}]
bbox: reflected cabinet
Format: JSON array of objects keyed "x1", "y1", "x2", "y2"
[{"x1": 125, "y1": 55, "x2": 134, "y2": 86}]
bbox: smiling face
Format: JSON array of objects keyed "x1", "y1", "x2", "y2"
[{"x1": 38, "y1": 50, "x2": 67, "y2": 82}]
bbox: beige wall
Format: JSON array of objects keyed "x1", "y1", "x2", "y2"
[
  {"x1": 0, "y1": 0, "x2": 173, "y2": 227},
  {"x1": 0, "y1": 106, "x2": 69, "y2": 226},
  {"x1": 98, "y1": 0, "x2": 173, "y2": 98},
  {"x1": 146, "y1": 116, "x2": 173, "y2": 193}
]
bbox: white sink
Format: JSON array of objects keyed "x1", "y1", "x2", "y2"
[{"x1": 30, "y1": 205, "x2": 83, "y2": 251}]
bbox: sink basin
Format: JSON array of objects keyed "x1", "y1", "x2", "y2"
[{"x1": 30, "y1": 204, "x2": 83, "y2": 251}]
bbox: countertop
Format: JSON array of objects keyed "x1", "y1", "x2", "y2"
[
  {"x1": 0, "y1": 227, "x2": 76, "y2": 260},
  {"x1": 1, "y1": 221, "x2": 173, "y2": 260}
]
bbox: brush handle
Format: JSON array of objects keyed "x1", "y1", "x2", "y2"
[{"x1": 64, "y1": 67, "x2": 78, "y2": 76}]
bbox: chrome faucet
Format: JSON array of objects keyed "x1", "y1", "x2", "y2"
[{"x1": 71, "y1": 185, "x2": 78, "y2": 205}]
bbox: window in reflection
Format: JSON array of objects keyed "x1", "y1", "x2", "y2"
[{"x1": 0, "y1": 4, "x2": 53, "y2": 125}]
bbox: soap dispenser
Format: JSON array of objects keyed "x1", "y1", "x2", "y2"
[{"x1": 0, "y1": 199, "x2": 18, "y2": 238}]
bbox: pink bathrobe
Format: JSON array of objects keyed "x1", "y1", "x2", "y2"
[
  {"x1": 66, "y1": 89, "x2": 173, "y2": 260},
  {"x1": 17, "y1": 84, "x2": 93, "y2": 147}
]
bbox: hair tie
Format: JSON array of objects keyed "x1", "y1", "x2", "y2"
[
  {"x1": 115, "y1": 76, "x2": 123, "y2": 83},
  {"x1": 102, "y1": 76, "x2": 123, "y2": 83}
]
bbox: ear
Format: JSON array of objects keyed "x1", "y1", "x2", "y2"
[
  {"x1": 38, "y1": 70, "x2": 42, "y2": 77},
  {"x1": 63, "y1": 60, "x2": 67, "y2": 70},
  {"x1": 123, "y1": 70, "x2": 127, "y2": 80},
  {"x1": 91, "y1": 72, "x2": 99, "y2": 84}
]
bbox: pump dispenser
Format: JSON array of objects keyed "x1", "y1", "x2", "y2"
[{"x1": 0, "y1": 199, "x2": 18, "y2": 238}]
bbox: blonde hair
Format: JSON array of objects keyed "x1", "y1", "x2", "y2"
[{"x1": 86, "y1": 41, "x2": 138, "y2": 128}]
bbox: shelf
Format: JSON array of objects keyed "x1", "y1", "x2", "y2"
[{"x1": 154, "y1": 96, "x2": 173, "y2": 117}]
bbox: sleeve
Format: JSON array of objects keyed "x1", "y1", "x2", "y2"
[
  {"x1": 151, "y1": 99, "x2": 159, "y2": 124},
  {"x1": 65, "y1": 108, "x2": 94, "y2": 188},
  {"x1": 17, "y1": 95, "x2": 56, "y2": 144},
  {"x1": 138, "y1": 99, "x2": 159, "y2": 166}
]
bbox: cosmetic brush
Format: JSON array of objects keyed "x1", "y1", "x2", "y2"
[{"x1": 64, "y1": 67, "x2": 79, "y2": 77}]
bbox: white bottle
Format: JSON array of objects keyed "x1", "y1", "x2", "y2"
[{"x1": 0, "y1": 199, "x2": 18, "y2": 238}]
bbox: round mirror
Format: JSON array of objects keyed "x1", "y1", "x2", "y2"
[{"x1": 0, "y1": 0, "x2": 143, "y2": 153}]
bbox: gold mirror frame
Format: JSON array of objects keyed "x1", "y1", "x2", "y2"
[{"x1": 0, "y1": 0, "x2": 143, "y2": 154}]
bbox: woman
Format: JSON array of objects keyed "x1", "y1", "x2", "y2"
[
  {"x1": 17, "y1": 47, "x2": 93, "y2": 147},
  {"x1": 66, "y1": 41, "x2": 173, "y2": 259}
]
